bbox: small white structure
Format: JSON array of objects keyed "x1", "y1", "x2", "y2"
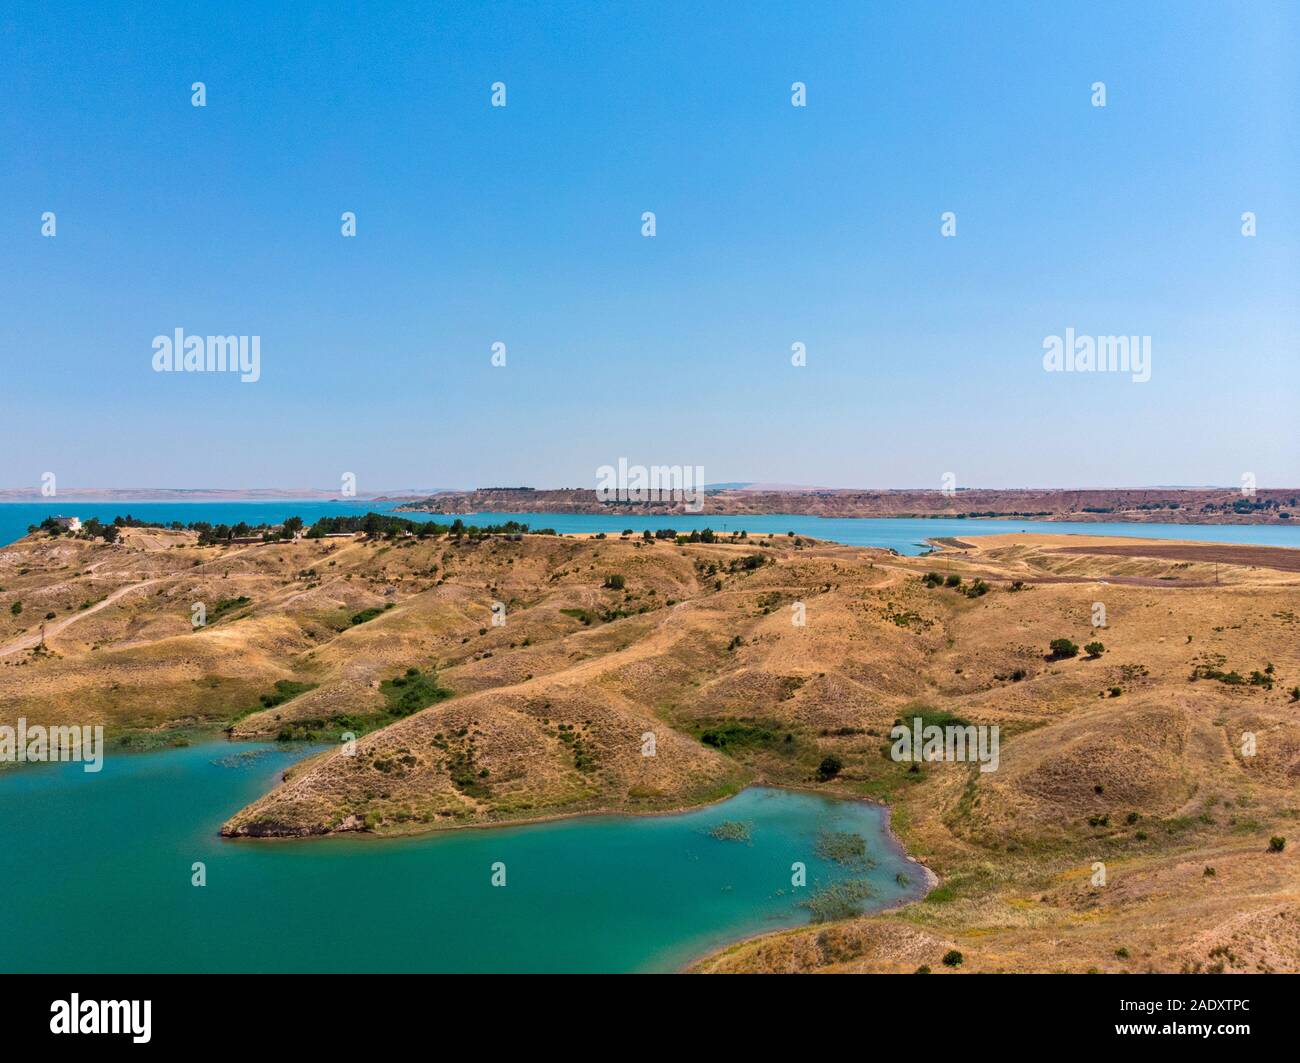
[{"x1": 52, "y1": 516, "x2": 82, "y2": 532}]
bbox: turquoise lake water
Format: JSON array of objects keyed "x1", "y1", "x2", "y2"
[
  {"x1": 0, "y1": 742, "x2": 921, "y2": 972},
  {"x1": 3, "y1": 500, "x2": 1298, "y2": 554},
  {"x1": 3, "y1": 499, "x2": 1293, "y2": 971}
]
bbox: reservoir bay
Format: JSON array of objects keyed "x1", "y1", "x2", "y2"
[
  {"x1": 0, "y1": 741, "x2": 922, "y2": 972},
  {"x1": 3, "y1": 501, "x2": 1299, "y2": 554},
  {"x1": 4, "y1": 500, "x2": 1295, "y2": 971}
]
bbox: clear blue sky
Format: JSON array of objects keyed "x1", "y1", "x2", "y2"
[{"x1": 2, "y1": 0, "x2": 1297, "y2": 492}]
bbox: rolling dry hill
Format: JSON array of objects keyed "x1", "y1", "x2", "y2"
[{"x1": 2, "y1": 523, "x2": 1297, "y2": 972}]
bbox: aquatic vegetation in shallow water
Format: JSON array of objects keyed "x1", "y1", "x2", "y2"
[
  {"x1": 211, "y1": 749, "x2": 276, "y2": 769},
  {"x1": 801, "y1": 878, "x2": 876, "y2": 922},
  {"x1": 708, "y1": 820, "x2": 753, "y2": 843},
  {"x1": 0, "y1": 740, "x2": 917, "y2": 973},
  {"x1": 815, "y1": 829, "x2": 875, "y2": 868}
]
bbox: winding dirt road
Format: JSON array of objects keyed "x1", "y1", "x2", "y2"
[{"x1": 0, "y1": 545, "x2": 260, "y2": 658}]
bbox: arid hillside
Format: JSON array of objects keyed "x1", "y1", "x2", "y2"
[{"x1": 2, "y1": 525, "x2": 1297, "y2": 972}]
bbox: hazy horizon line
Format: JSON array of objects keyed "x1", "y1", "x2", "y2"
[{"x1": 1, "y1": 483, "x2": 1295, "y2": 500}]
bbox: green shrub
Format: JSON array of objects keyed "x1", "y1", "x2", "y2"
[
  {"x1": 1268, "y1": 836, "x2": 1286, "y2": 853},
  {"x1": 941, "y1": 949, "x2": 963, "y2": 967},
  {"x1": 380, "y1": 667, "x2": 451, "y2": 717},
  {"x1": 697, "y1": 721, "x2": 776, "y2": 751},
  {"x1": 257, "y1": 680, "x2": 316, "y2": 709},
  {"x1": 1049, "y1": 637, "x2": 1078, "y2": 659},
  {"x1": 1084, "y1": 641, "x2": 1104, "y2": 657},
  {"x1": 209, "y1": 596, "x2": 251, "y2": 623},
  {"x1": 816, "y1": 755, "x2": 843, "y2": 781}
]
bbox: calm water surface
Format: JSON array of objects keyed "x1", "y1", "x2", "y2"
[
  {"x1": 3, "y1": 499, "x2": 1291, "y2": 970},
  {"x1": 2, "y1": 500, "x2": 1297, "y2": 554},
  {"x1": 0, "y1": 742, "x2": 921, "y2": 972}
]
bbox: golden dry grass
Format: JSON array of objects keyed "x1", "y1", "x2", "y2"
[{"x1": 3, "y1": 526, "x2": 1298, "y2": 971}]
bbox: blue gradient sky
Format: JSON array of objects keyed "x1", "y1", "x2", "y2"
[{"x1": 2, "y1": 0, "x2": 1297, "y2": 491}]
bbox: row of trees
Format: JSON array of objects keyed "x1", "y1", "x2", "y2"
[
  {"x1": 638, "y1": 527, "x2": 754, "y2": 544},
  {"x1": 1202, "y1": 498, "x2": 1294, "y2": 514},
  {"x1": 303, "y1": 514, "x2": 546, "y2": 539},
  {"x1": 35, "y1": 512, "x2": 552, "y2": 546}
]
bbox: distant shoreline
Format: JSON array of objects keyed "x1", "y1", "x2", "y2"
[
  {"x1": 3, "y1": 487, "x2": 1298, "y2": 528},
  {"x1": 389, "y1": 486, "x2": 1300, "y2": 526},
  {"x1": 0, "y1": 494, "x2": 404, "y2": 504}
]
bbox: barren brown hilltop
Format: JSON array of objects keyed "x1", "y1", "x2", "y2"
[
  {"x1": 2, "y1": 521, "x2": 1298, "y2": 973},
  {"x1": 391, "y1": 486, "x2": 1300, "y2": 525}
]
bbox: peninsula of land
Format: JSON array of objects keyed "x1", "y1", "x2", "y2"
[
  {"x1": 389, "y1": 486, "x2": 1300, "y2": 525},
  {"x1": 2, "y1": 512, "x2": 1298, "y2": 972}
]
